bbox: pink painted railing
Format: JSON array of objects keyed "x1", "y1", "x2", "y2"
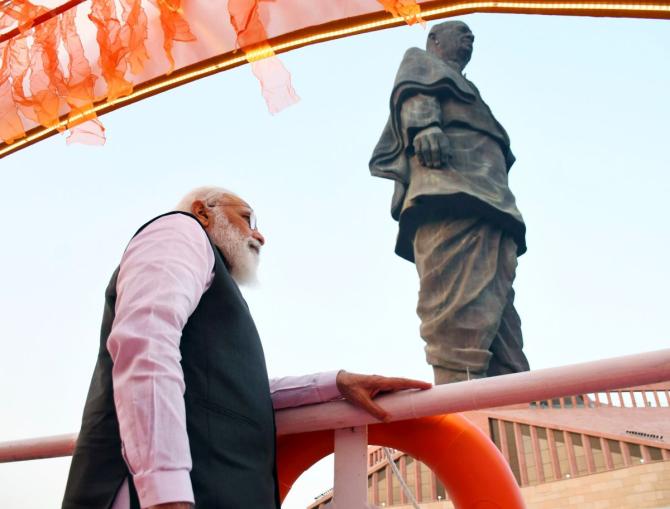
[
  {"x1": 0, "y1": 433, "x2": 77, "y2": 463},
  {"x1": 2, "y1": 348, "x2": 669, "y2": 463},
  {"x1": 277, "y1": 348, "x2": 670, "y2": 435}
]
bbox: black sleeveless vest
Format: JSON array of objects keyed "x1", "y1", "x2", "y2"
[{"x1": 62, "y1": 212, "x2": 279, "y2": 509}]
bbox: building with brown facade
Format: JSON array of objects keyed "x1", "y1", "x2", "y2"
[{"x1": 308, "y1": 383, "x2": 670, "y2": 508}]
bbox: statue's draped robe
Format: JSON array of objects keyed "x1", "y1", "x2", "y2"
[
  {"x1": 369, "y1": 48, "x2": 529, "y2": 380},
  {"x1": 369, "y1": 47, "x2": 526, "y2": 262}
]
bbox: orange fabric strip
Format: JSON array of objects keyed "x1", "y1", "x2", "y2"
[
  {"x1": 377, "y1": 0, "x2": 423, "y2": 24},
  {"x1": 67, "y1": 118, "x2": 106, "y2": 145},
  {"x1": 61, "y1": 8, "x2": 96, "y2": 117},
  {"x1": 0, "y1": 0, "x2": 196, "y2": 145},
  {"x1": 151, "y1": 0, "x2": 195, "y2": 74},
  {"x1": 4, "y1": 0, "x2": 665, "y2": 155},
  {"x1": 228, "y1": 0, "x2": 268, "y2": 49},
  {"x1": 89, "y1": 0, "x2": 133, "y2": 101},
  {"x1": 30, "y1": 16, "x2": 65, "y2": 130},
  {"x1": 0, "y1": 43, "x2": 25, "y2": 144},
  {"x1": 9, "y1": 35, "x2": 34, "y2": 122},
  {"x1": 250, "y1": 57, "x2": 299, "y2": 115},
  {"x1": 228, "y1": 0, "x2": 298, "y2": 113},
  {"x1": 0, "y1": 0, "x2": 87, "y2": 45},
  {"x1": 120, "y1": 0, "x2": 150, "y2": 75}
]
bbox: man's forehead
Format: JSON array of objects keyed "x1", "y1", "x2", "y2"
[{"x1": 220, "y1": 194, "x2": 252, "y2": 210}]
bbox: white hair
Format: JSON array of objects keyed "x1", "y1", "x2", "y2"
[{"x1": 175, "y1": 186, "x2": 237, "y2": 212}]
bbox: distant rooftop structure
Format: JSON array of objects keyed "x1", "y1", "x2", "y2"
[{"x1": 308, "y1": 382, "x2": 670, "y2": 508}]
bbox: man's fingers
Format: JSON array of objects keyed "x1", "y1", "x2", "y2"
[
  {"x1": 357, "y1": 375, "x2": 431, "y2": 392},
  {"x1": 376, "y1": 377, "x2": 432, "y2": 391},
  {"x1": 358, "y1": 396, "x2": 390, "y2": 422},
  {"x1": 337, "y1": 373, "x2": 430, "y2": 423}
]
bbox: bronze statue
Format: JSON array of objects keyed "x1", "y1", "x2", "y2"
[{"x1": 370, "y1": 21, "x2": 530, "y2": 384}]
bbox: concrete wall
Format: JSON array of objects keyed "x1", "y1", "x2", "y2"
[
  {"x1": 390, "y1": 460, "x2": 670, "y2": 509},
  {"x1": 522, "y1": 461, "x2": 670, "y2": 509}
]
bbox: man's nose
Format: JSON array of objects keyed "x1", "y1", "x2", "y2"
[{"x1": 252, "y1": 229, "x2": 265, "y2": 246}]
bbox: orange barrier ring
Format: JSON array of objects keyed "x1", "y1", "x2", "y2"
[{"x1": 276, "y1": 413, "x2": 525, "y2": 508}]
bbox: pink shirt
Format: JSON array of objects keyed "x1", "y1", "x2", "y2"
[{"x1": 107, "y1": 214, "x2": 340, "y2": 508}]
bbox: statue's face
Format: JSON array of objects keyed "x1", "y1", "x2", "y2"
[{"x1": 430, "y1": 21, "x2": 474, "y2": 67}]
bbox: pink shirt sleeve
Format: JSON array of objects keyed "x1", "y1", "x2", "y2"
[
  {"x1": 107, "y1": 214, "x2": 212, "y2": 508},
  {"x1": 270, "y1": 371, "x2": 341, "y2": 409},
  {"x1": 107, "y1": 213, "x2": 341, "y2": 509}
]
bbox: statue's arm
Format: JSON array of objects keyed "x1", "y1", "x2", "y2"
[{"x1": 400, "y1": 93, "x2": 452, "y2": 169}]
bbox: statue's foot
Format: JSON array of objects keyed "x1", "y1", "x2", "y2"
[{"x1": 433, "y1": 366, "x2": 484, "y2": 385}]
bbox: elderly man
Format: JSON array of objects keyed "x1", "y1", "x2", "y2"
[
  {"x1": 62, "y1": 187, "x2": 430, "y2": 509},
  {"x1": 370, "y1": 21, "x2": 530, "y2": 384}
]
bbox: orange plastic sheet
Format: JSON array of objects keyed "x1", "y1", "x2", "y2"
[
  {"x1": 1, "y1": 0, "x2": 669, "y2": 157},
  {"x1": 379, "y1": 0, "x2": 423, "y2": 24},
  {"x1": 228, "y1": 0, "x2": 298, "y2": 113},
  {"x1": 0, "y1": 0, "x2": 195, "y2": 147},
  {"x1": 0, "y1": 0, "x2": 425, "y2": 150}
]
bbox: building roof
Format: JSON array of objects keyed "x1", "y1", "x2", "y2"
[{"x1": 307, "y1": 382, "x2": 670, "y2": 508}]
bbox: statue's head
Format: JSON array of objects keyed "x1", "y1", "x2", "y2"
[{"x1": 426, "y1": 21, "x2": 474, "y2": 69}]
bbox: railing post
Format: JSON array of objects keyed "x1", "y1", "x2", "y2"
[{"x1": 331, "y1": 425, "x2": 373, "y2": 509}]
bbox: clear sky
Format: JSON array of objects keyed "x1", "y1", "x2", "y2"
[{"x1": 0, "y1": 12, "x2": 668, "y2": 509}]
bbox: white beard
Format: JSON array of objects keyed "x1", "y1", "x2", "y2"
[{"x1": 208, "y1": 209, "x2": 260, "y2": 286}]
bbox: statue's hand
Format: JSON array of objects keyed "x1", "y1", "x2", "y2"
[{"x1": 413, "y1": 126, "x2": 451, "y2": 169}]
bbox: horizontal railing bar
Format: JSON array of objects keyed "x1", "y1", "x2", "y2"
[
  {"x1": 0, "y1": 349, "x2": 668, "y2": 462},
  {"x1": 0, "y1": 433, "x2": 77, "y2": 463},
  {"x1": 276, "y1": 348, "x2": 670, "y2": 435}
]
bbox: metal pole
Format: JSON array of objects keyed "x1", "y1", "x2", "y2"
[
  {"x1": 384, "y1": 447, "x2": 420, "y2": 509},
  {"x1": 331, "y1": 426, "x2": 373, "y2": 509}
]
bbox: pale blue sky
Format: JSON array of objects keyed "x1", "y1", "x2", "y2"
[{"x1": 0, "y1": 13, "x2": 668, "y2": 509}]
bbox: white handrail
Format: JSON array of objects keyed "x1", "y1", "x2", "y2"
[
  {"x1": 275, "y1": 348, "x2": 670, "y2": 435},
  {"x1": 1, "y1": 348, "x2": 669, "y2": 462}
]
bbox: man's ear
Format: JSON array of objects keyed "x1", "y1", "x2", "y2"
[{"x1": 191, "y1": 200, "x2": 211, "y2": 228}]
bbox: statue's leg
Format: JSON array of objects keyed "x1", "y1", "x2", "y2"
[
  {"x1": 413, "y1": 218, "x2": 511, "y2": 384},
  {"x1": 487, "y1": 285, "x2": 530, "y2": 376}
]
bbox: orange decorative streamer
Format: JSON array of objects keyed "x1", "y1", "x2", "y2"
[
  {"x1": 61, "y1": 8, "x2": 105, "y2": 144},
  {"x1": 228, "y1": 0, "x2": 268, "y2": 49},
  {"x1": 151, "y1": 0, "x2": 195, "y2": 74},
  {"x1": 0, "y1": 43, "x2": 25, "y2": 144},
  {"x1": 61, "y1": 8, "x2": 97, "y2": 121},
  {"x1": 0, "y1": 0, "x2": 197, "y2": 145},
  {"x1": 88, "y1": 0, "x2": 133, "y2": 101},
  {"x1": 9, "y1": 34, "x2": 34, "y2": 124},
  {"x1": 67, "y1": 118, "x2": 106, "y2": 145},
  {"x1": 1, "y1": 0, "x2": 44, "y2": 35},
  {"x1": 228, "y1": 0, "x2": 298, "y2": 113},
  {"x1": 250, "y1": 58, "x2": 299, "y2": 114},
  {"x1": 30, "y1": 16, "x2": 65, "y2": 130},
  {"x1": 377, "y1": 0, "x2": 423, "y2": 25},
  {"x1": 120, "y1": 0, "x2": 150, "y2": 75},
  {"x1": 4, "y1": 0, "x2": 666, "y2": 156}
]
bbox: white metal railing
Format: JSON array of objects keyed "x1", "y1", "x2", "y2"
[{"x1": 1, "y1": 348, "x2": 669, "y2": 508}]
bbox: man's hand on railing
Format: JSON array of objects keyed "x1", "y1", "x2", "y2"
[{"x1": 335, "y1": 371, "x2": 432, "y2": 422}]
